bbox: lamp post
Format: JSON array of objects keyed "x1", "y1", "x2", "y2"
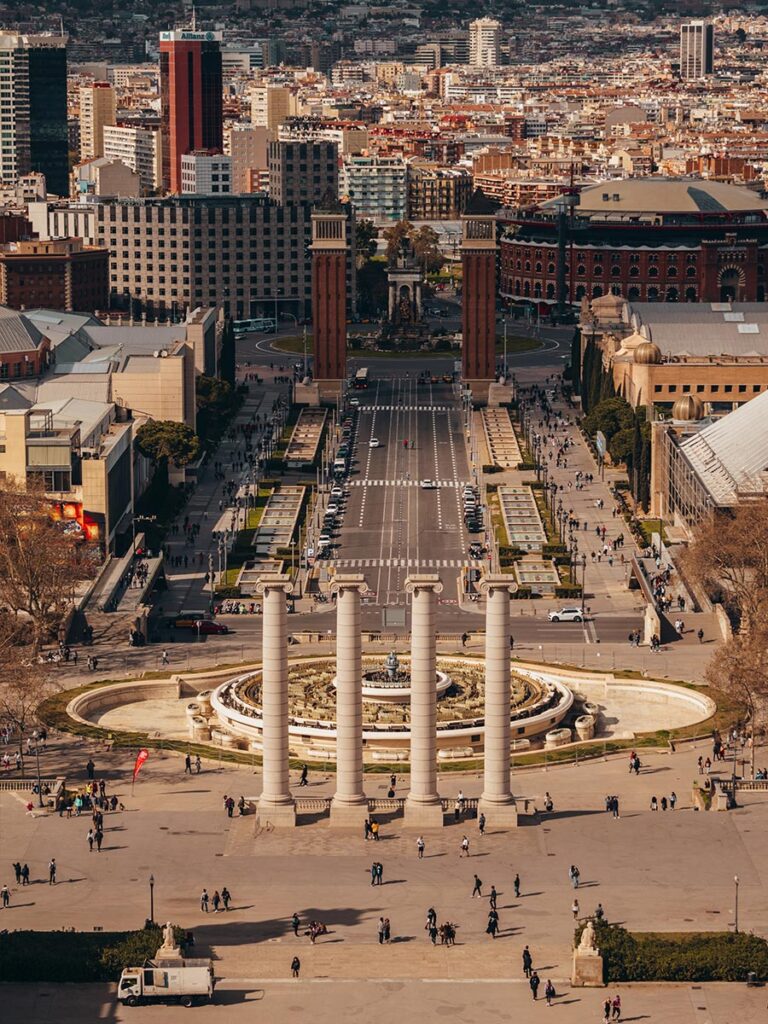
[
  {"x1": 581, "y1": 553, "x2": 587, "y2": 616},
  {"x1": 34, "y1": 739, "x2": 43, "y2": 808},
  {"x1": 149, "y1": 873, "x2": 155, "y2": 926},
  {"x1": 734, "y1": 874, "x2": 739, "y2": 933}
]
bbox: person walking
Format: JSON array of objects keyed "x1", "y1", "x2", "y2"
[
  {"x1": 460, "y1": 835, "x2": 470, "y2": 857},
  {"x1": 670, "y1": 791, "x2": 677, "y2": 810},
  {"x1": 572, "y1": 898, "x2": 580, "y2": 919},
  {"x1": 195, "y1": 755, "x2": 202, "y2": 774},
  {"x1": 603, "y1": 998, "x2": 612, "y2": 1023},
  {"x1": 545, "y1": 979, "x2": 556, "y2": 1006},
  {"x1": 212, "y1": 890, "x2": 221, "y2": 913},
  {"x1": 299, "y1": 764, "x2": 308, "y2": 787},
  {"x1": 377, "y1": 917, "x2": 386, "y2": 944},
  {"x1": 650, "y1": 795, "x2": 658, "y2": 811},
  {"x1": 376, "y1": 862, "x2": 383, "y2": 886},
  {"x1": 1, "y1": 884, "x2": 9, "y2": 908},
  {"x1": 200, "y1": 888, "x2": 209, "y2": 912},
  {"x1": 611, "y1": 994, "x2": 622, "y2": 1020},
  {"x1": 48, "y1": 858, "x2": 56, "y2": 885},
  {"x1": 486, "y1": 910, "x2": 499, "y2": 938},
  {"x1": 12, "y1": 862, "x2": 21, "y2": 884},
  {"x1": 185, "y1": 754, "x2": 192, "y2": 775},
  {"x1": 489, "y1": 885, "x2": 497, "y2": 911},
  {"x1": 416, "y1": 835, "x2": 425, "y2": 859},
  {"x1": 161, "y1": 650, "x2": 169, "y2": 666},
  {"x1": 86, "y1": 828, "x2": 95, "y2": 852},
  {"x1": 291, "y1": 956, "x2": 301, "y2": 979},
  {"x1": 569, "y1": 864, "x2": 580, "y2": 888},
  {"x1": 522, "y1": 945, "x2": 533, "y2": 978},
  {"x1": 514, "y1": 873, "x2": 521, "y2": 899},
  {"x1": 478, "y1": 812, "x2": 486, "y2": 836},
  {"x1": 472, "y1": 874, "x2": 483, "y2": 898},
  {"x1": 291, "y1": 912, "x2": 300, "y2": 936},
  {"x1": 86, "y1": 759, "x2": 95, "y2": 780},
  {"x1": 21, "y1": 864, "x2": 29, "y2": 886},
  {"x1": 221, "y1": 887, "x2": 231, "y2": 911},
  {"x1": 95, "y1": 829, "x2": 103, "y2": 852},
  {"x1": 529, "y1": 970, "x2": 540, "y2": 1001}
]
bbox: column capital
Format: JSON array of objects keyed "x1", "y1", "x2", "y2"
[
  {"x1": 404, "y1": 573, "x2": 443, "y2": 596},
  {"x1": 330, "y1": 573, "x2": 368, "y2": 596},
  {"x1": 255, "y1": 573, "x2": 293, "y2": 597},
  {"x1": 478, "y1": 574, "x2": 519, "y2": 596}
]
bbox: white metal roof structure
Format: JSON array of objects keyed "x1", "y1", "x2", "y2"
[{"x1": 680, "y1": 388, "x2": 768, "y2": 505}]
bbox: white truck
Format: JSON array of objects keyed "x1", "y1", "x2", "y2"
[{"x1": 117, "y1": 960, "x2": 214, "y2": 1008}]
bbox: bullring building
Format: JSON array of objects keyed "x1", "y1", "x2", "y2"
[{"x1": 500, "y1": 179, "x2": 768, "y2": 309}]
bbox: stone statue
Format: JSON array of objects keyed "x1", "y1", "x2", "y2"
[
  {"x1": 385, "y1": 650, "x2": 400, "y2": 681},
  {"x1": 161, "y1": 921, "x2": 175, "y2": 950},
  {"x1": 578, "y1": 919, "x2": 598, "y2": 954}
]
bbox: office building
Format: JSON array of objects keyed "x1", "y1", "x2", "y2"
[
  {"x1": 268, "y1": 139, "x2": 338, "y2": 207},
  {"x1": 0, "y1": 237, "x2": 109, "y2": 314},
  {"x1": 0, "y1": 33, "x2": 68, "y2": 196},
  {"x1": 469, "y1": 18, "x2": 502, "y2": 67},
  {"x1": 680, "y1": 21, "x2": 714, "y2": 80},
  {"x1": 159, "y1": 30, "x2": 223, "y2": 193},
  {"x1": 181, "y1": 152, "x2": 232, "y2": 194},
  {"x1": 251, "y1": 84, "x2": 294, "y2": 131},
  {"x1": 103, "y1": 124, "x2": 162, "y2": 193},
  {"x1": 224, "y1": 124, "x2": 268, "y2": 193},
  {"x1": 79, "y1": 81, "x2": 116, "y2": 160},
  {"x1": 340, "y1": 155, "x2": 407, "y2": 223}
]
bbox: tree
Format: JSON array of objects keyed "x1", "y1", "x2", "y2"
[
  {"x1": 0, "y1": 487, "x2": 92, "y2": 652},
  {"x1": 608, "y1": 426, "x2": 635, "y2": 466},
  {"x1": 583, "y1": 396, "x2": 634, "y2": 441},
  {"x1": 683, "y1": 504, "x2": 768, "y2": 629},
  {"x1": 196, "y1": 375, "x2": 233, "y2": 412},
  {"x1": 411, "y1": 225, "x2": 444, "y2": 273},
  {"x1": 0, "y1": 626, "x2": 55, "y2": 766},
  {"x1": 135, "y1": 421, "x2": 201, "y2": 468},
  {"x1": 355, "y1": 219, "x2": 378, "y2": 266},
  {"x1": 383, "y1": 219, "x2": 413, "y2": 260}
]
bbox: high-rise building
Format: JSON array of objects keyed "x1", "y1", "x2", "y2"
[
  {"x1": 340, "y1": 155, "x2": 407, "y2": 223},
  {"x1": 159, "y1": 30, "x2": 223, "y2": 193},
  {"x1": 181, "y1": 152, "x2": 232, "y2": 194},
  {"x1": 268, "y1": 139, "x2": 338, "y2": 206},
  {"x1": 224, "y1": 123, "x2": 269, "y2": 193},
  {"x1": 469, "y1": 18, "x2": 502, "y2": 67},
  {"x1": 251, "y1": 84, "x2": 294, "y2": 131},
  {"x1": 79, "y1": 81, "x2": 116, "y2": 160},
  {"x1": 103, "y1": 124, "x2": 162, "y2": 193},
  {"x1": 680, "y1": 21, "x2": 714, "y2": 79},
  {"x1": 0, "y1": 33, "x2": 68, "y2": 196}
]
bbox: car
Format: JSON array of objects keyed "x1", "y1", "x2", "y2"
[
  {"x1": 193, "y1": 619, "x2": 229, "y2": 635},
  {"x1": 469, "y1": 544, "x2": 484, "y2": 558},
  {"x1": 326, "y1": 503, "x2": 340, "y2": 515},
  {"x1": 420, "y1": 479, "x2": 438, "y2": 489},
  {"x1": 548, "y1": 607, "x2": 584, "y2": 623},
  {"x1": 330, "y1": 487, "x2": 344, "y2": 499},
  {"x1": 467, "y1": 521, "x2": 484, "y2": 533},
  {"x1": 442, "y1": 374, "x2": 453, "y2": 383},
  {"x1": 349, "y1": 398, "x2": 360, "y2": 406},
  {"x1": 319, "y1": 533, "x2": 332, "y2": 546},
  {"x1": 369, "y1": 438, "x2": 380, "y2": 448}
]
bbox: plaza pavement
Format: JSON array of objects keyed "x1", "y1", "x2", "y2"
[{"x1": 3, "y1": 729, "x2": 768, "y2": 1022}]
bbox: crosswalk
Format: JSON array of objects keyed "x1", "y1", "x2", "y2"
[
  {"x1": 356, "y1": 405, "x2": 453, "y2": 413},
  {"x1": 349, "y1": 479, "x2": 470, "y2": 488},
  {"x1": 330, "y1": 557, "x2": 476, "y2": 569}
]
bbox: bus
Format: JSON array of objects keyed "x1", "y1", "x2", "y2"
[
  {"x1": 353, "y1": 367, "x2": 370, "y2": 389},
  {"x1": 233, "y1": 317, "x2": 277, "y2": 337}
]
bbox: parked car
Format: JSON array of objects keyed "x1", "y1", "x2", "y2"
[
  {"x1": 548, "y1": 607, "x2": 584, "y2": 623},
  {"x1": 194, "y1": 620, "x2": 229, "y2": 635}
]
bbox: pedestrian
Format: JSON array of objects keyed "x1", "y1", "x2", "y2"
[
  {"x1": 472, "y1": 873, "x2": 483, "y2": 898},
  {"x1": 21, "y1": 864, "x2": 29, "y2": 886},
  {"x1": 87, "y1": 828, "x2": 94, "y2": 852},
  {"x1": 650, "y1": 795, "x2": 658, "y2": 812},
  {"x1": 201, "y1": 888, "x2": 209, "y2": 912},
  {"x1": 661, "y1": 796, "x2": 668, "y2": 811},
  {"x1": 603, "y1": 998, "x2": 612, "y2": 1023},
  {"x1": 569, "y1": 864, "x2": 580, "y2": 888},
  {"x1": 48, "y1": 858, "x2": 56, "y2": 884},
  {"x1": 572, "y1": 898, "x2": 580, "y2": 919},
  {"x1": 212, "y1": 890, "x2": 221, "y2": 913},
  {"x1": 299, "y1": 764, "x2": 308, "y2": 787},
  {"x1": 291, "y1": 912, "x2": 301, "y2": 936},
  {"x1": 611, "y1": 993, "x2": 622, "y2": 1020},
  {"x1": 383, "y1": 917, "x2": 391, "y2": 943},
  {"x1": 486, "y1": 910, "x2": 499, "y2": 938},
  {"x1": 478, "y1": 812, "x2": 486, "y2": 835},
  {"x1": 529, "y1": 970, "x2": 540, "y2": 1000},
  {"x1": 161, "y1": 650, "x2": 169, "y2": 665},
  {"x1": 514, "y1": 873, "x2": 521, "y2": 898},
  {"x1": 0, "y1": 884, "x2": 8, "y2": 908},
  {"x1": 416, "y1": 835, "x2": 425, "y2": 859},
  {"x1": 86, "y1": 759, "x2": 95, "y2": 780},
  {"x1": 370, "y1": 862, "x2": 377, "y2": 886},
  {"x1": 221, "y1": 887, "x2": 231, "y2": 911},
  {"x1": 95, "y1": 829, "x2": 103, "y2": 852},
  {"x1": 376, "y1": 862, "x2": 383, "y2": 886},
  {"x1": 595, "y1": 902, "x2": 605, "y2": 921},
  {"x1": 377, "y1": 917, "x2": 386, "y2": 944},
  {"x1": 291, "y1": 956, "x2": 301, "y2": 979},
  {"x1": 185, "y1": 754, "x2": 192, "y2": 774},
  {"x1": 460, "y1": 835, "x2": 470, "y2": 857},
  {"x1": 371, "y1": 819, "x2": 380, "y2": 841},
  {"x1": 670, "y1": 791, "x2": 677, "y2": 810},
  {"x1": 489, "y1": 885, "x2": 497, "y2": 910},
  {"x1": 545, "y1": 979, "x2": 556, "y2": 1006},
  {"x1": 195, "y1": 755, "x2": 201, "y2": 774},
  {"x1": 522, "y1": 945, "x2": 533, "y2": 978},
  {"x1": 697, "y1": 628, "x2": 704, "y2": 644},
  {"x1": 12, "y1": 862, "x2": 21, "y2": 884},
  {"x1": 544, "y1": 791, "x2": 554, "y2": 813}
]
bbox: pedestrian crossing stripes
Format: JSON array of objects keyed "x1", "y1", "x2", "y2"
[
  {"x1": 350, "y1": 479, "x2": 471, "y2": 488},
  {"x1": 356, "y1": 405, "x2": 453, "y2": 413},
  {"x1": 330, "y1": 557, "x2": 479, "y2": 569}
]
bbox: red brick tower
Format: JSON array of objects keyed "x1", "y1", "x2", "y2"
[
  {"x1": 462, "y1": 190, "x2": 498, "y2": 402},
  {"x1": 311, "y1": 200, "x2": 348, "y2": 388}
]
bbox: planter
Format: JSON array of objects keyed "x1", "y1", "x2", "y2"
[
  {"x1": 575, "y1": 714, "x2": 596, "y2": 741},
  {"x1": 545, "y1": 727, "x2": 572, "y2": 749}
]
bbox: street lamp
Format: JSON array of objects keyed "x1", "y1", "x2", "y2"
[
  {"x1": 149, "y1": 873, "x2": 155, "y2": 926},
  {"x1": 34, "y1": 737, "x2": 43, "y2": 808},
  {"x1": 734, "y1": 875, "x2": 739, "y2": 933},
  {"x1": 581, "y1": 554, "x2": 587, "y2": 616}
]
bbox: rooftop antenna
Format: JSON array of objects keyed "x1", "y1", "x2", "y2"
[
  {"x1": 191, "y1": 4, "x2": 197, "y2": 30},
  {"x1": 59, "y1": 13, "x2": 64, "y2": 35}
]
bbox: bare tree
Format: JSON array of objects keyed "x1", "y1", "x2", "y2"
[
  {"x1": 682, "y1": 504, "x2": 768, "y2": 629},
  {"x1": 0, "y1": 485, "x2": 93, "y2": 651},
  {"x1": 705, "y1": 620, "x2": 768, "y2": 778},
  {"x1": 0, "y1": 620, "x2": 57, "y2": 771}
]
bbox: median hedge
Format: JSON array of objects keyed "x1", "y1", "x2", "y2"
[
  {"x1": 577, "y1": 921, "x2": 768, "y2": 982},
  {"x1": 0, "y1": 926, "x2": 186, "y2": 983}
]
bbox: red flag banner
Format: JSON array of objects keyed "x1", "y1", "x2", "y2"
[{"x1": 133, "y1": 748, "x2": 149, "y2": 782}]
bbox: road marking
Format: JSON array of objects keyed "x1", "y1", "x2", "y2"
[
  {"x1": 584, "y1": 618, "x2": 598, "y2": 644},
  {"x1": 358, "y1": 405, "x2": 451, "y2": 412},
  {"x1": 330, "y1": 557, "x2": 473, "y2": 569}
]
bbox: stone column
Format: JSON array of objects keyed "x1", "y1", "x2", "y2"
[
  {"x1": 255, "y1": 574, "x2": 296, "y2": 826},
  {"x1": 330, "y1": 574, "x2": 369, "y2": 827},
  {"x1": 478, "y1": 575, "x2": 518, "y2": 826},
  {"x1": 404, "y1": 574, "x2": 444, "y2": 828}
]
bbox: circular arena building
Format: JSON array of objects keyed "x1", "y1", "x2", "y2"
[{"x1": 500, "y1": 178, "x2": 768, "y2": 309}]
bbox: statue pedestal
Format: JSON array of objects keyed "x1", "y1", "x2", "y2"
[
  {"x1": 571, "y1": 951, "x2": 604, "y2": 987},
  {"x1": 404, "y1": 797, "x2": 445, "y2": 828},
  {"x1": 155, "y1": 948, "x2": 184, "y2": 966},
  {"x1": 478, "y1": 797, "x2": 519, "y2": 828}
]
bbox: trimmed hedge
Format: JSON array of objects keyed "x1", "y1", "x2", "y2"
[
  {"x1": 576, "y1": 921, "x2": 768, "y2": 982},
  {"x1": 0, "y1": 926, "x2": 186, "y2": 983}
]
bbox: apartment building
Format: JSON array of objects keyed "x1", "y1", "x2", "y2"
[
  {"x1": 340, "y1": 154, "x2": 407, "y2": 222},
  {"x1": 103, "y1": 124, "x2": 162, "y2": 193},
  {"x1": 79, "y1": 81, "x2": 116, "y2": 160},
  {"x1": 407, "y1": 163, "x2": 473, "y2": 220}
]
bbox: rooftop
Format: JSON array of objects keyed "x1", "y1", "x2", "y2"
[{"x1": 543, "y1": 178, "x2": 768, "y2": 216}]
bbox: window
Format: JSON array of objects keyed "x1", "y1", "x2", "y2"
[
  {"x1": 682, "y1": 384, "x2": 690, "y2": 393},
  {"x1": 724, "y1": 385, "x2": 733, "y2": 393},
  {"x1": 669, "y1": 385, "x2": 677, "y2": 393},
  {"x1": 738, "y1": 385, "x2": 747, "y2": 393},
  {"x1": 654, "y1": 385, "x2": 663, "y2": 393},
  {"x1": 696, "y1": 384, "x2": 705, "y2": 393}
]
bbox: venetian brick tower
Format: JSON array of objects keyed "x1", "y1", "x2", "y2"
[
  {"x1": 462, "y1": 190, "x2": 498, "y2": 403},
  {"x1": 311, "y1": 197, "x2": 348, "y2": 392}
]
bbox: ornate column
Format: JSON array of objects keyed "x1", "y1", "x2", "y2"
[
  {"x1": 255, "y1": 574, "x2": 296, "y2": 826},
  {"x1": 404, "y1": 574, "x2": 444, "y2": 828},
  {"x1": 478, "y1": 574, "x2": 518, "y2": 826},
  {"x1": 330, "y1": 574, "x2": 369, "y2": 827}
]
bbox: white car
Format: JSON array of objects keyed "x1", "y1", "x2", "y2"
[
  {"x1": 548, "y1": 607, "x2": 584, "y2": 623},
  {"x1": 349, "y1": 397, "x2": 360, "y2": 406},
  {"x1": 369, "y1": 438, "x2": 381, "y2": 448},
  {"x1": 420, "y1": 479, "x2": 438, "y2": 489},
  {"x1": 326, "y1": 503, "x2": 340, "y2": 516},
  {"x1": 330, "y1": 487, "x2": 344, "y2": 500}
]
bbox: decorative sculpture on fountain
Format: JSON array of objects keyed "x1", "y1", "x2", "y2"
[{"x1": 385, "y1": 650, "x2": 400, "y2": 682}]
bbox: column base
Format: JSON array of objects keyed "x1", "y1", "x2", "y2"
[
  {"x1": 478, "y1": 796, "x2": 519, "y2": 828},
  {"x1": 329, "y1": 799, "x2": 370, "y2": 828},
  {"x1": 404, "y1": 797, "x2": 445, "y2": 828},
  {"x1": 257, "y1": 797, "x2": 296, "y2": 827}
]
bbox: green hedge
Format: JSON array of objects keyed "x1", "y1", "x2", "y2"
[
  {"x1": 555, "y1": 584, "x2": 582, "y2": 598},
  {"x1": 0, "y1": 926, "x2": 185, "y2": 983},
  {"x1": 517, "y1": 461, "x2": 536, "y2": 471},
  {"x1": 576, "y1": 921, "x2": 768, "y2": 982},
  {"x1": 542, "y1": 543, "x2": 568, "y2": 557}
]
